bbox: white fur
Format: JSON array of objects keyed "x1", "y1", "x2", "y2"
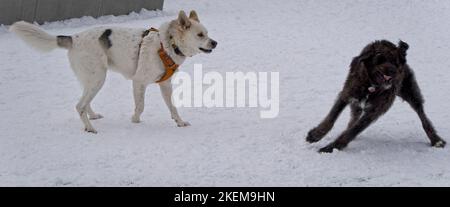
[
  {"x1": 434, "y1": 140, "x2": 445, "y2": 148},
  {"x1": 9, "y1": 21, "x2": 58, "y2": 52},
  {"x1": 10, "y1": 11, "x2": 216, "y2": 133}
]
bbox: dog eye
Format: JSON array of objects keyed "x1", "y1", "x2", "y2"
[{"x1": 197, "y1": 33, "x2": 204, "y2": 38}]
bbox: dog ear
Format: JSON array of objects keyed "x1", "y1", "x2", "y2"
[
  {"x1": 178, "y1": 10, "x2": 191, "y2": 29},
  {"x1": 353, "y1": 55, "x2": 371, "y2": 82},
  {"x1": 358, "y1": 51, "x2": 374, "y2": 68},
  {"x1": 398, "y1": 40, "x2": 409, "y2": 52},
  {"x1": 189, "y1": 10, "x2": 200, "y2": 22},
  {"x1": 355, "y1": 51, "x2": 376, "y2": 82},
  {"x1": 398, "y1": 40, "x2": 409, "y2": 64},
  {"x1": 351, "y1": 52, "x2": 371, "y2": 81}
]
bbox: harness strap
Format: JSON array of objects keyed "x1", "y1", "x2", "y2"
[
  {"x1": 156, "y1": 43, "x2": 179, "y2": 83},
  {"x1": 139, "y1": 27, "x2": 180, "y2": 83}
]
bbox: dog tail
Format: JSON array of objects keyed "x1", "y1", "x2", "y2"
[{"x1": 9, "y1": 21, "x2": 72, "y2": 52}]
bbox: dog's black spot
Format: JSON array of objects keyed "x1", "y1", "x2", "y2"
[
  {"x1": 57, "y1": 36, "x2": 72, "y2": 49},
  {"x1": 99, "y1": 29, "x2": 113, "y2": 49}
]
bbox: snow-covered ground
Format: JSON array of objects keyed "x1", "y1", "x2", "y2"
[{"x1": 1, "y1": 0, "x2": 450, "y2": 186}]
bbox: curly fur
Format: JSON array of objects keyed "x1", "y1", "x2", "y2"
[{"x1": 306, "y1": 40, "x2": 446, "y2": 153}]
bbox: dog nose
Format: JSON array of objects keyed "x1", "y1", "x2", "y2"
[{"x1": 211, "y1": 40, "x2": 217, "y2": 48}]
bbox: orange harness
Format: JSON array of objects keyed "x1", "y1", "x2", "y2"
[
  {"x1": 141, "y1": 28, "x2": 179, "y2": 83},
  {"x1": 156, "y1": 42, "x2": 179, "y2": 83}
]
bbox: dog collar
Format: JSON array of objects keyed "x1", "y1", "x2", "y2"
[{"x1": 140, "y1": 27, "x2": 180, "y2": 83}]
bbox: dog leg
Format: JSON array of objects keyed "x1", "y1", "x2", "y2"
[
  {"x1": 76, "y1": 81, "x2": 105, "y2": 133},
  {"x1": 398, "y1": 69, "x2": 446, "y2": 148},
  {"x1": 159, "y1": 80, "x2": 190, "y2": 127},
  {"x1": 70, "y1": 53, "x2": 107, "y2": 133},
  {"x1": 415, "y1": 107, "x2": 446, "y2": 147},
  {"x1": 87, "y1": 104, "x2": 103, "y2": 120},
  {"x1": 306, "y1": 96, "x2": 347, "y2": 143},
  {"x1": 319, "y1": 109, "x2": 381, "y2": 153},
  {"x1": 347, "y1": 104, "x2": 362, "y2": 128},
  {"x1": 131, "y1": 81, "x2": 147, "y2": 123}
]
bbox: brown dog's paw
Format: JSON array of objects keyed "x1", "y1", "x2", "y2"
[
  {"x1": 306, "y1": 128, "x2": 325, "y2": 143},
  {"x1": 318, "y1": 145, "x2": 336, "y2": 153},
  {"x1": 432, "y1": 140, "x2": 446, "y2": 148},
  {"x1": 318, "y1": 142, "x2": 347, "y2": 153}
]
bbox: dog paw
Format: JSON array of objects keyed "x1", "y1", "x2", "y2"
[
  {"x1": 131, "y1": 115, "x2": 141, "y2": 123},
  {"x1": 318, "y1": 142, "x2": 346, "y2": 153},
  {"x1": 306, "y1": 128, "x2": 324, "y2": 143},
  {"x1": 177, "y1": 121, "x2": 191, "y2": 127},
  {"x1": 318, "y1": 146, "x2": 336, "y2": 153},
  {"x1": 432, "y1": 140, "x2": 446, "y2": 148},
  {"x1": 84, "y1": 127, "x2": 98, "y2": 134},
  {"x1": 89, "y1": 114, "x2": 104, "y2": 120}
]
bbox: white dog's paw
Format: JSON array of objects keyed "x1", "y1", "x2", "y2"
[
  {"x1": 131, "y1": 115, "x2": 141, "y2": 123},
  {"x1": 176, "y1": 121, "x2": 191, "y2": 127},
  {"x1": 84, "y1": 127, "x2": 98, "y2": 134},
  {"x1": 89, "y1": 114, "x2": 104, "y2": 120}
]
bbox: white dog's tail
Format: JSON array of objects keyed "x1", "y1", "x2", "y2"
[{"x1": 9, "y1": 21, "x2": 72, "y2": 52}]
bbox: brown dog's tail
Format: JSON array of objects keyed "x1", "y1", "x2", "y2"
[{"x1": 9, "y1": 21, "x2": 72, "y2": 52}]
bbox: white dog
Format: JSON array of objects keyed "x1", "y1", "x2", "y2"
[{"x1": 10, "y1": 10, "x2": 217, "y2": 133}]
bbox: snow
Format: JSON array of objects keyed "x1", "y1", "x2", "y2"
[{"x1": 1, "y1": 0, "x2": 450, "y2": 186}]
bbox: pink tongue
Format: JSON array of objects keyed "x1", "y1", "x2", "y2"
[{"x1": 384, "y1": 75, "x2": 392, "y2": 81}]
